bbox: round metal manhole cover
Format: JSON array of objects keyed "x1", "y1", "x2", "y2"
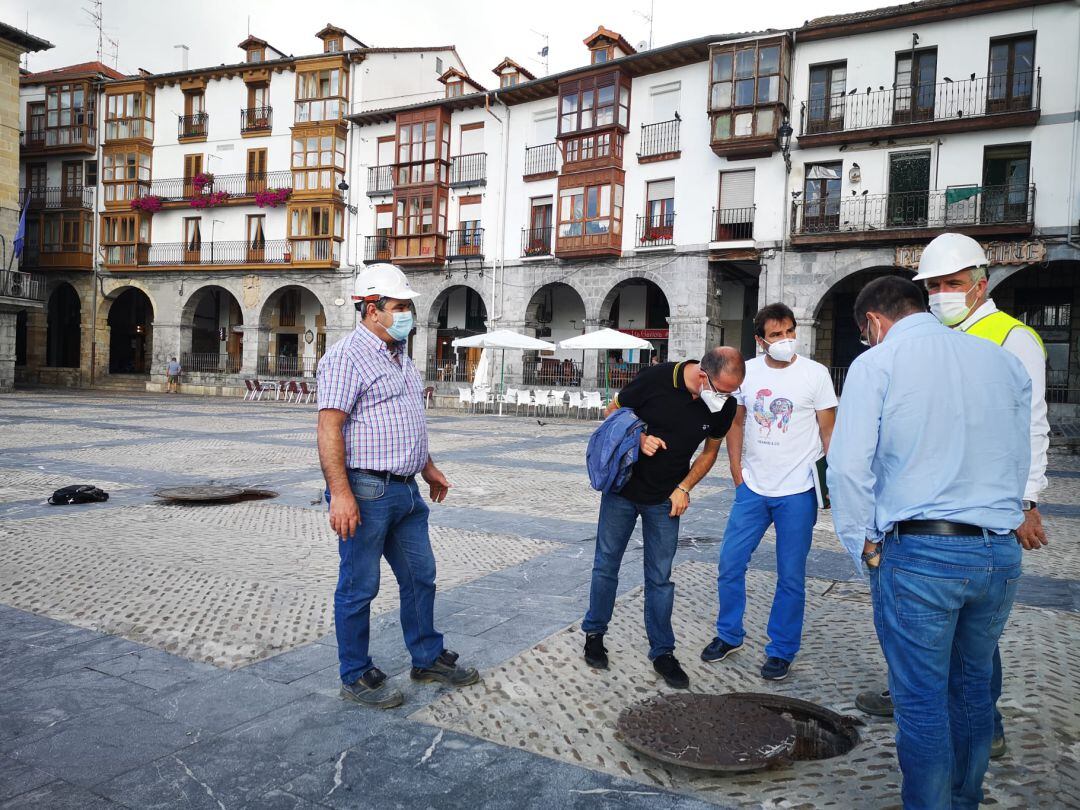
[
  {"x1": 616, "y1": 692, "x2": 860, "y2": 773},
  {"x1": 154, "y1": 486, "x2": 247, "y2": 502}
]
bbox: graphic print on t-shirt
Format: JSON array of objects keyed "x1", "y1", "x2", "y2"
[{"x1": 752, "y1": 388, "x2": 794, "y2": 438}]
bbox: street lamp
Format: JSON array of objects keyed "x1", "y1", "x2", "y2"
[{"x1": 778, "y1": 119, "x2": 794, "y2": 172}]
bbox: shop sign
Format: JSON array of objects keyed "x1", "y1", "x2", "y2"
[
  {"x1": 622, "y1": 329, "x2": 669, "y2": 339},
  {"x1": 895, "y1": 240, "x2": 1045, "y2": 269}
]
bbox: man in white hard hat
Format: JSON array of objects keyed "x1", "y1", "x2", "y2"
[
  {"x1": 316, "y1": 263, "x2": 479, "y2": 709},
  {"x1": 855, "y1": 232, "x2": 1048, "y2": 759}
]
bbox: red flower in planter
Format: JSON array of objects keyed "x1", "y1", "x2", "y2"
[
  {"x1": 191, "y1": 172, "x2": 214, "y2": 191},
  {"x1": 254, "y1": 187, "x2": 292, "y2": 208},
  {"x1": 189, "y1": 190, "x2": 231, "y2": 209},
  {"x1": 130, "y1": 195, "x2": 163, "y2": 213}
]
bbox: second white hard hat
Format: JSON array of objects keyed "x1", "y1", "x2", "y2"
[
  {"x1": 912, "y1": 233, "x2": 989, "y2": 281},
  {"x1": 352, "y1": 263, "x2": 420, "y2": 301}
]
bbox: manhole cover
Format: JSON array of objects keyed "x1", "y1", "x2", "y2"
[
  {"x1": 616, "y1": 693, "x2": 859, "y2": 773},
  {"x1": 154, "y1": 486, "x2": 279, "y2": 504}
]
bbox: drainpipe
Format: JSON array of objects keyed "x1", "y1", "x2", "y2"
[
  {"x1": 486, "y1": 90, "x2": 510, "y2": 325},
  {"x1": 778, "y1": 30, "x2": 797, "y2": 303}
]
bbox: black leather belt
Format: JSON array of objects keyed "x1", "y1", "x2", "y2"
[
  {"x1": 351, "y1": 468, "x2": 414, "y2": 483},
  {"x1": 896, "y1": 520, "x2": 984, "y2": 536}
]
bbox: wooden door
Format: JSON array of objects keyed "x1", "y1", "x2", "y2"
[
  {"x1": 894, "y1": 50, "x2": 937, "y2": 124},
  {"x1": 26, "y1": 163, "x2": 47, "y2": 206},
  {"x1": 246, "y1": 148, "x2": 267, "y2": 194},
  {"x1": 987, "y1": 37, "x2": 1035, "y2": 113},
  {"x1": 183, "y1": 154, "x2": 203, "y2": 197},
  {"x1": 247, "y1": 214, "x2": 266, "y2": 262},
  {"x1": 183, "y1": 217, "x2": 202, "y2": 263},
  {"x1": 61, "y1": 161, "x2": 83, "y2": 206}
]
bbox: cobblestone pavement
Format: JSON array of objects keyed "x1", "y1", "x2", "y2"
[{"x1": 1, "y1": 390, "x2": 1078, "y2": 808}]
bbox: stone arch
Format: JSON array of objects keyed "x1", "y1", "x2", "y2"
[
  {"x1": 521, "y1": 282, "x2": 588, "y2": 386},
  {"x1": 812, "y1": 265, "x2": 915, "y2": 372},
  {"x1": 592, "y1": 267, "x2": 680, "y2": 324},
  {"x1": 597, "y1": 277, "x2": 670, "y2": 363},
  {"x1": 181, "y1": 285, "x2": 245, "y2": 372},
  {"x1": 105, "y1": 286, "x2": 156, "y2": 375},
  {"x1": 425, "y1": 279, "x2": 490, "y2": 328},
  {"x1": 257, "y1": 284, "x2": 328, "y2": 377},
  {"x1": 97, "y1": 280, "x2": 158, "y2": 323},
  {"x1": 46, "y1": 282, "x2": 81, "y2": 368},
  {"x1": 423, "y1": 283, "x2": 490, "y2": 381}
]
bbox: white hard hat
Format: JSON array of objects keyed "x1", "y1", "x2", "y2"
[
  {"x1": 351, "y1": 263, "x2": 420, "y2": 301},
  {"x1": 912, "y1": 233, "x2": 989, "y2": 281}
]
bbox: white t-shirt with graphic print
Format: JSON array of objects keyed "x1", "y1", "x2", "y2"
[{"x1": 736, "y1": 354, "x2": 838, "y2": 498}]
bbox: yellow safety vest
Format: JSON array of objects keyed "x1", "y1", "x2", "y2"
[{"x1": 963, "y1": 310, "x2": 1046, "y2": 358}]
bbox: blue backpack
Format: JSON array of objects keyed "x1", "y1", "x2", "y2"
[{"x1": 586, "y1": 408, "x2": 646, "y2": 493}]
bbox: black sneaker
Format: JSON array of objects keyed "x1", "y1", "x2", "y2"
[
  {"x1": 855, "y1": 688, "x2": 894, "y2": 717},
  {"x1": 340, "y1": 667, "x2": 404, "y2": 709},
  {"x1": 410, "y1": 649, "x2": 480, "y2": 686},
  {"x1": 761, "y1": 656, "x2": 791, "y2": 681},
  {"x1": 583, "y1": 633, "x2": 608, "y2": 669},
  {"x1": 653, "y1": 653, "x2": 690, "y2": 689},
  {"x1": 701, "y1": 637, "x2": 742, "y2": 662}
]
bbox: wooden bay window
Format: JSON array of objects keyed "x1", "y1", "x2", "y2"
[
  {"x1": 101, "y1": 212, "x2": 150, "y2": 266},
  {"x1": 291, "y1": 127, "x2": 346, "y2": 194},
  {"x1": 708, "y1": 37, "x2": 790, "y2": 157},
  {"x1": 102, "y1": 148, "x2": 151, "y2": 206},
  {"x1": 295, "y1": 67, "x2": 346, "y2": 124},
  {"x1": 104, "y1": 89, "x2": 154, "y2": 141},
  {"x1": 555, "y1": 170, "x2": 624, "y2": 257},
  {"x1": 288, "y1": 202, "x2": 343, "y2": 264}
]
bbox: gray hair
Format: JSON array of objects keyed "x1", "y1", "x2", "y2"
[
  {"x1": 969, "y1": 266, "x2": 987, "y2": 284},
  {"x1": 700, "y1": 346, "x2": 746, "y2": 383}
]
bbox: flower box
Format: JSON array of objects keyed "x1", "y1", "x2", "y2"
[
  {"x1": 189, "y1": 190, "x2": 231, "y2": 209},
  {"x1": 130, "y1": 195, "x2": 163, "y2": 213},
  {"x1": 254, "y1": 187, "x2": 292, "y2": 208}
]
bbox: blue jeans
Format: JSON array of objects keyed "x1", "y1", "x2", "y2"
[
  {"x1": 329, "y1": 471, "x2": 444, "y2": 684},
  {"x1": 869, "y1": 531, "x2": 1022, "y2": 810},
  {"x1": 715, "y1": 484, "x2": 816, "y2": 661},
  {"x1": 582, "y1": 491, "x2": 680, "y2": 660}
]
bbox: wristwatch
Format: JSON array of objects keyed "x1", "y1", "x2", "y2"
[
  {"x1": 1022, "y1": 500, "x2": 1037, "y2": 512},
  {"x1": 861, "y1": 546, "x2": 881, "y2": 566}
]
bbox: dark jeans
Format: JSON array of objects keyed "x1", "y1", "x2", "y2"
[
  {"x1": 869, "y1": 530, "x2": 1021, "y2": 809},
  {"x1": 328, "y1": 471, "x2": 444, "y2": 684},
  {"x1": 582, "y1": 490, "x2": 680, "y2": 660}
]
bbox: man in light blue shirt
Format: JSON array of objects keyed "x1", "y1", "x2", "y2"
[{"x1": 828, "y1": 276, "x2": 1029, "y2": 809}]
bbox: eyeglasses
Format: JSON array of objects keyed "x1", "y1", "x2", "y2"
[{"x1": 705, "y1": 374, "x2": 741, "y2": 398}]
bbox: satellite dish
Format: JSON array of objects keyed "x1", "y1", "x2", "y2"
[{"x1": 637, "y1": 40, "x2": 649, "y2": 50}]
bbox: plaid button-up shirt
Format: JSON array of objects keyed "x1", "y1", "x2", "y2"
[{"x1": 317, "y1": 325, "x2": 429, "y2": 476}]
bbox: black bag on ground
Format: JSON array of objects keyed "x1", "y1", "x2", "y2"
[{"x1": 48, "y1": 485, "x2": 110, "y2": 505}]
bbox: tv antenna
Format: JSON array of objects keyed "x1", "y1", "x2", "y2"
[
  {"x1": 634, "y1": 0, "x2": 655, "y2": 50},
  {"x1": 530, "y1": 29, "x2": 550, "y2": 75},
  {"x1": 83, "y1": 0, "x2": 120, "y2": 67}
]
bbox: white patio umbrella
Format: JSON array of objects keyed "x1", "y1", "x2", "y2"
[
  {"x1": 453, "y1": 329, "x2": 557, "y2": 412},
  {"x1": 471, "y1": 347, "x2": 492, "y2": 388},
  {"x1": 558, "y1": 328, "x2": 654, "y2": 401}
]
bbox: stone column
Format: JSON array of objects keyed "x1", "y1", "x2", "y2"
[
  {"x1": 239, "y1": 324, "x2": 263, "y2": 377},
  {"x1": 497, "y1": 319, "x2": 529, "y2": 388},
  {"x1": 413, "y1": 320, "x2": 438, "y2": 384},
  {"x1": 0, "y1": 310, "x2": 17, "y2": 391},
  {"x1": 667, "y1": 315, "x2": 711, "y2": 360},
  {"x1": 25, "y1": 308, "x2": 47, "y2": 371},
  {"x1": 581, "y1": 317, "x2": 600, "y2": 390}
]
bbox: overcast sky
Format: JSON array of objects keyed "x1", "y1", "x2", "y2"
[{"x1": 7, "y1": 0, "x2": 876, "y2": 78}]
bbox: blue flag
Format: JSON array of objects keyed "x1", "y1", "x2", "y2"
[{"x1": 13, "y1": 201, "x2": 28, "y2": 259}]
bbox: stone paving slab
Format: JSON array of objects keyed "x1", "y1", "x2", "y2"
[{"x1": 414, "y1": 563, "x2": 1080, "y2": 808}]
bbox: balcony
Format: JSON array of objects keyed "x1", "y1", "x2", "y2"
[
  {"x1": 713, "y1": 206, "x2": 755, "y2": 242},
  {"x1": 449, "y1": 153, "x2": 486, "y2": 188},
  {"x1": 178, "y1": 112, "x2": 209, "y2": 141},
  {"x1": 20, "y1": 125, "x2": 97, "y2": 153},
  {"x1": 521, "y1": 226, "x2": 553, "y2": 258},
  {"x1": 447, "y1": 228, "x2": 484, "y2": 260},
  {"x1": 366, "y1": 165, "x2": 394, "y2": 196},
  {"x1": 146, "y1": 171, "x2": 292, "y2": 204},
  {"x1": 142, "y1": 240, "x2": 291, "y2": 266},
  {"x1": 637, "y1": 214, "x2": 675, "y2": 248},
  {"x1": 20, "y1": 186, "x2": 95, "y2": 210},
  {"x1": 798, "y1": 70, "x2": 1041, "y2": 147},
  {"x1": 363, "y1": 235, "x2": 392, "y2": 263},
  {"x1": 523, "y1": 143, "x2": 558, "y2": 180},
  {"x1": 104, "y1": 118, "x2": 153, "y2": 142},
  {"x1": 288, "y1": 238, "x2": 340, "y2": 265},
  {"x1": 0, "y1": 269, "x2": 44, "y2": 303},
  {"x1": 392, "y1": 233, "x2": 446, "y2": 267},
  {"x1": 790, "y1": 184, "x2": 1035, "y2": 246},
  {"x1": 637, "y1": 119, "x2": 680, "y2": 163},
  {"x1": 241, "y1": 106, "x2": 273, "y2": 135},
  {"x1": 36, "y1": 241, "x2": 94, "y2": 270}
]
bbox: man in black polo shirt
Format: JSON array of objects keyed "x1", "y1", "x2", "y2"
[{"x1": 582, "y1": 347, "x2": 745, "y2": 688}]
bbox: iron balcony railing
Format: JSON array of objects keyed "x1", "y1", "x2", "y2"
[
  {"x1": 800, "y1": 70, "x2": 1041, "y2": 136},
  {"x1": 791, "y1": 184, "x2": 1036, "y2": 236},
  {"x1": 363, "y1": 235, "x2": 392, "y2": 263},
  {"x1": 449, "y1": 153, "x2": 487, "y2": 187},
  {"x1": 20, "y1": 186, "x2": 95, "y2": 210},
  {"x1": 257, "y1": 355, "x2": 319, "y2": 378},
  {"x1": 603, "y1": 361, "x2": 648, "y2": 389},
  {"x1": 142, "y1": 239, "x2": 290, "y2": 266},
  {"x1": 521, "y1": 226, "x2": 553, "y2": 257},
  {"x1": 638, "y1": 119, "x2": 680, "y2": 158},
  {"x1": 447, "y1": 228, "x2": 484, "y2": 259},
  {"x1": 181, "y1": 352, "x2": 243, "y2": 375},
  {"x1": 240, "y1": 106, "x2": 272, "y2": 133},
  {"x1": 524, "y1": 142, "x2": 558, "y2": 176},
  {"x1": 0, "y1": 269, "x2": 44, "y2": 302},
  {"x1": 147, "y1": 170, "x2": 292, "y2": 200},
  {"x1": 178, "y1": 112, "x2": 209, "y2": 139},
  {"x1": 523, "y1": 358, "x2": 584, "y2": 388},
  {"x1": 289, "y1": 238, "x2": 338, "y2": 263},
  {"x1": 366, "y1": 165, "x2": 394, "y2": 195},
  {"x1": 637, "y1": 213, "x2": 675, "y2": 247},
  {"x1": 713, "y1": 206, "x2": 755, "y2": 241},
  {"x1": 426, "y1": 354, "x2": 476, "y2": 384}
]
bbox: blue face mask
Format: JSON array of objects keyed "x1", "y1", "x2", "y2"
[{"x1": 386, "y1": 311, "x2": 414, "y2": 342}]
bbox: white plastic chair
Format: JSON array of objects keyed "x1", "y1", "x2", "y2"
[
  {"x1": 516, "y1": 390, "x2": 532, "y2": 416},
  {"x1": 498, "y1": 388, "x2": 518, "y2": 411},
  {"x1": 584, "y1": 391, "x2": 604, "y2": 419},
  {"x1": 532, "y1": 390, "x2": 550, "y2": 417},
  {"x1": 470, "y1": 388, "x2": 490, "y2": 414},
  {"x1": 548, "y1": 390, "x2": 565, "y2": 416},
  {"x1": 566, "y1": 391, "x2": 582, "y2": 419}
]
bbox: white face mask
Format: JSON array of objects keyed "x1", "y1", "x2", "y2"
[
  {"x1": 929, "y1": 285, "x2": 976, "y2": 327},
  {"x1": 700, "y1": 390, "x2": 730, "y2": 413},
  {"x1": 761, "y1": 337, "x2": 797, "y2": 363}
]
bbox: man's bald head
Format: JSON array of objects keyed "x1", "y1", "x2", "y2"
[{"x1": 701, "y1": 346, "x2": 746, "y2": 392}]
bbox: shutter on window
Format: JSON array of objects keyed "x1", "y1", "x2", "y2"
[
  {"x1": 647, "y1": 179, "x2": 675, "y2": 201},
  {"x1": 719, "y1": 170, "x2": 755, "y2": 209}
]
